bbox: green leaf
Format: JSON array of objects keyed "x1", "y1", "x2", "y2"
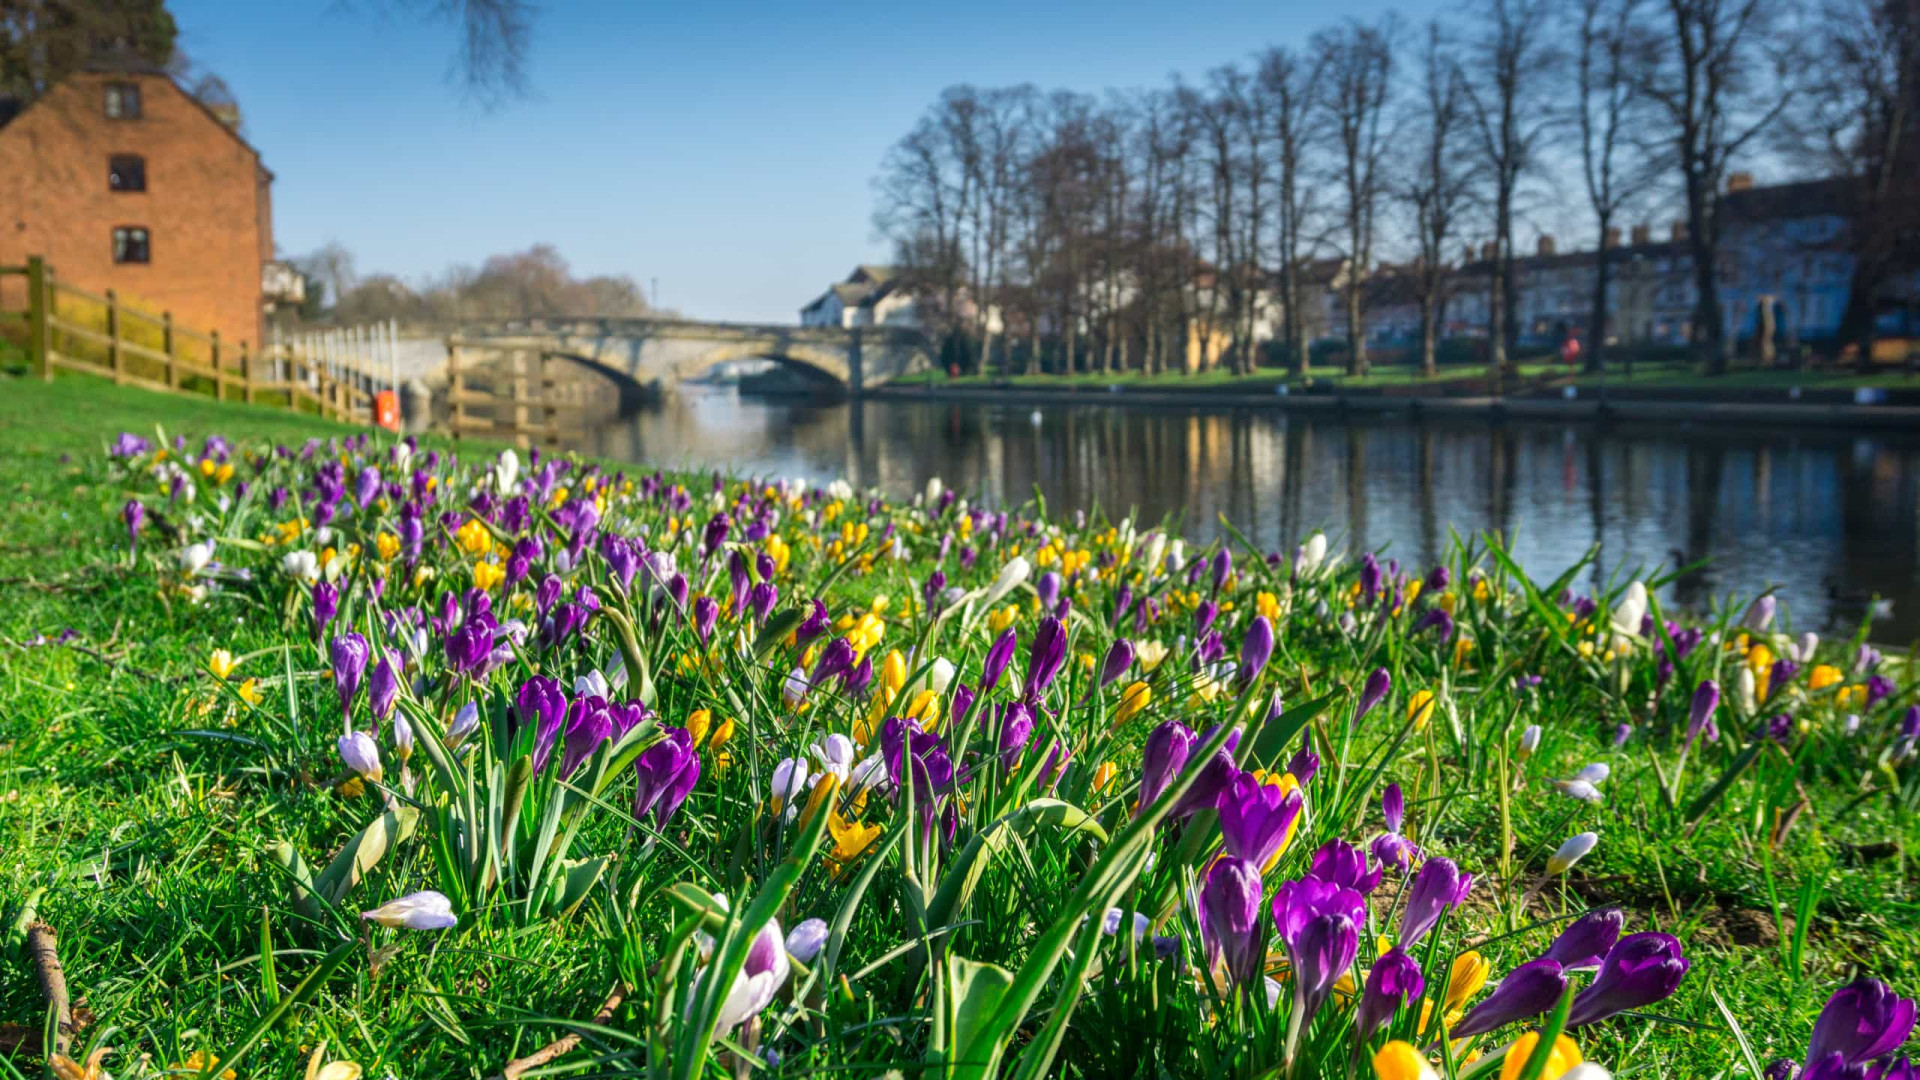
[
  {"x1": 312, "y1": 806, "x2": 420, "y2": 906},
  {"x1": 926, "y1": 798, "x2": 1107, "y2": 933},
  {"x1": 939, "y1": 955, "x2": 1014, "y2": 1079}
]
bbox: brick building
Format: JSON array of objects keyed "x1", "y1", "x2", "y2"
[{"x1": 0, "y1": 58, "x2": 273, "y2": 347}]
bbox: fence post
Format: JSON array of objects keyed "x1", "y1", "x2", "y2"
[
  {"x1": 447, "y1": 340, "x2": 464, "y2": 440},
  {"x1": 287, "y1": 343, "x2": 299, "y2": 412},
  {"x1": 211, "y1": 330, "x2": 224, "y2": 401},
  {"x1": 105, "y1": 289, "x2": 124, "y2": 384},
  {"x1": 241, "y1": 340, "x2": 255, "y2": 403},
  {"x1": 26, "y1": 256, "x2": 50, "y2": 381},
  {"x1": 162, "y1": 311, "x2": 177, "y2": 390}
]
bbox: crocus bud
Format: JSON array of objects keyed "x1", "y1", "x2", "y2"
[
  {"x1": 980, "y1": 628, "x2": 1019, "y2": 695},
  {"x1": 1689, "y1": 680, "x2": 1721, "y2": 744},
  {"x1": 1024, "y1": 616, "x2": 1067, "y2": 700},
  {"x1": 361, "y1": 890, "x2": 457, "y2": 930},
  {"x1": 1100, "y1": 639, "x2": 1134, "y2": 686},
  {"x1": 338, "y1": 730, "x2": 382, "y2": 781},
  {"x1": 1518, "y1": 724, "x2": 1542, "y2": 762},
  {"x1": 123, "y1": 499, "x2": 145, "y2": 550},
  {"x1": 1240, "y1": 616, "x2": 1274, "y2": 684},
  {"x1": 1136, "y1": 719, "x2": 1196, "y2": 815},
  {"x1": 1744, "y1": 594, "x2": 1776, "y2": 631},
  {"x1": 1548, "y1": 831, "x2": 1599, "y2": 875},
  {"x1": 1803, "y1": 977, "x2": 1917, "y2": 1069},
  {"x1": 312, "y1": 580, "x2": 339, "y2": 637},
  {"x1": 1356, "y1": 667, "x2": 1391, "y2": 724},
  {"x1": 786, "y1": 918, "x2": 830, "y2": 963},
  {"x1": 330, "y1": 633, "x2": 370, "y2": 722},
  {"x1": 1198, "y1": 856, "x2": 1267, "y2": 989},
  {"x1": 1036, "y1": 571, "x2": 1062, "y2": 612},
  {"x1": 1218, "y1": 771, "x2": 1303, "y2": 868},
  {"x1": 1398, "y1": 857, "x2": 1472, "y2": 949},
  {"x1": 1547, "y1": 907, "x2": 1624, "y2": 970},
  {"x1": 692, "y1": 595, "x2": 719, "y2": 644},
  {"x1": 369, "y1": 654, "x2": 400, "y2": 722},
  {"x1": 392, "y1": 713, "x2": 415, "y2": 763},
  {"x1": 1357, "y1": 948, "x2": 1425, "y2": 1039},
  {"x1": 1567, "y1": 932, "x2": 1690, "y2": 1028},
  {"x1": 1209, "y1": 548, "x2": 1232, "y2": 594},
  {"x1": 1451, "y1": 957, "x2": 1569, "y2": 1038}
]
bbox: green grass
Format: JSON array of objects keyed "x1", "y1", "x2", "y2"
[{"x1": 0, "y1": 373, "x2": 1914, "y2": 1079}]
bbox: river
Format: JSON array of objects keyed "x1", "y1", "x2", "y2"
[{"x1": 561, "y1": 385, "x2": 1920, "y2": 642}]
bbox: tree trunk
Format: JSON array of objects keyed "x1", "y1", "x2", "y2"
[
  {"x1": 1585, "y1": 232, "x2": 1609, "y2": 375},
  {"x1": 1345, "y1": 281, "x2": 1367, "y2": 377},
  {"x1": 1419, "y1": 289, "x2": 1438, "y2": 377},
  {"x1": 1488, "y1": 260, "x2": 1507, "y2": 396}
]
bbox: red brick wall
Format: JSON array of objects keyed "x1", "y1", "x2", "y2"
[{"x1": 0, "y1": 72, "x2": 271, "y2": 347}]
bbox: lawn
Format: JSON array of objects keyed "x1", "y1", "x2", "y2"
[{"x1": 0, "y1": 372, "x2": 1914, "y2": 1080}]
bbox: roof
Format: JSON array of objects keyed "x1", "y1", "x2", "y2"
[
  {"x1": 0, "y1": 60, "x2": 272, "y2": 181},
  {"x1": 1721, "y1": 177, "x2": 1852, "y2": 222},
  {"x1": 1454, "y1": 238, "x2": 1686, "y2": 278}
]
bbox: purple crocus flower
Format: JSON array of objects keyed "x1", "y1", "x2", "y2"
[
  {"x1": 1218, "y1": 771, "x2": 1304, "y2": 868},
  {"x1": 1359, "y1": 552, "x2": 1383, "y2": 604},
  {"x1": 1025, "y1": 616, "x2": 1067, "y2": 701},
  {"x1": 1803, "y1": 978, "x2": 1917, "y2": 1073},
  {"x1": 692, "y1": 595, "x2": 719, "y2": 644},
  {"x1": 517, "y1": 675, "x2": 569, "y2": 774},
  {"x1": 1546, "y1": 908, "x2": 1624, "y2": 970},
  {"x1": 1452, "y1": 957, "x2": 1569, "y2": 1038},
  {"x1": 1240, "y1": 617, "x2": 1275, "y2": 684},
  {"x1": 1866, "y1": 675, "x2": 1896, "y2": 708},
  {"x1": 1357, "y1": 947, "x2": 1425, "y2": 1039},
  {"x1": 446, "y1": 620, "x2": 495, "y2": 677},
  {"x1": 1306, "y1": 838, "x2": 1383, "y2": 895},
  {"x1": 536, "y1": 574, "x2": 563, "y2": 619},
  {"x1": 1424, "y1": 565, "x2": 1451, "y2": 592},
  {"x1": 558, "y1": 696, "x2": 614, "y2": 778},
  {"x1": 1194, "y1": 600, "x2": 1219, "y2": 637},
  {"x1": 1136, "y1": 720, "x2": 1196, "y2": 816},
  {"x1": 1100, "y1": 639, "x2": 1134, "y2": 687},
  {"x1": 1689, "y1": 680, "x2": 1721, "y2": 746},
  {"x1": 312, "y1": 581, "x2": 339, "y2": 638},
  {"x1": 1414, "y1": 608, "x2": 1455, "y2": 641},
  {"x1": 1270, "y1": 876, "x2": 1365, "y2": 1035},
  {"x1": 356, "y1": 466, "x2": 381, "y2": 509},
  {"x1": 1288, "y1": 733, "x2": 1320, "y2": 785},
  {"x1": 1398, "y1": 857, "x2": 1472, "y2": 950},
  {"x1": 980, "y1": 628, "x2": 1018, "y2": 696},
  {"x1": 330, "y1": 633, "x2": 369, "y2": 722},
  {"x1": 368, "y1": 653, "x2": 400, "y2": 722},
  {"x1": 1169, "y1": 724, "x2": 1243, "y2": 819},
  {"x1": 1356, "y1": 668, "x2": 1391, "y2": 725},
  {"x1": 795, "y1": 599, "x2": 830, "y2": 646},
  {"x1": 1567, "y1": 932, "x2": 1691, "y2": 1027},
  {"x1": 1200, "y1": 855, "x2": 1268, "y2": 990},
  {"x1": 996, "y1": 701, "x2": 1034, "y2": 765},
  {"x1": 1036, "y1": 571, "x2": 1062, "y2": 612},
  {"x1": 632, "y1": 726, "x2": 700, "y2": 827},
  {"x1": 123, "y1": 500, "x2": 144, "y2": 555},
  {"x1": 1210, "y1": 548, "x2": 1232, "y2": 594}
]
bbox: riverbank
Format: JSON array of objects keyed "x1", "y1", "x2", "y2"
[{"x1": 875, "y1": 367, "x2": 1920, "y2": 429}]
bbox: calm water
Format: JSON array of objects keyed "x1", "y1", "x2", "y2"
[{"x1": 564, "y1": 386, "x2": 1920, "y2": 641}]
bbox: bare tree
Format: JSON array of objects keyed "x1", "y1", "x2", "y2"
[
  {"x1": 1315, "y1": 17, "x2": 1396, "y2": 378},
  {"x1": 1404, "y1": 22, "x2": 1474, "y2": 378},
  {"x1": 1635, "y1": 0, "x2": 1800, "y2": 373},
  {"x1": 1257, "y1": 45, "x2": 1325, "y2": 377},
  {"x1": 295, "y1": 242, "x2": 359, "y2": 312},
  {"x1": 1791, "y1": 0, "x2": 1920, "y2": 369},
  {"x1": 1462, "y1": 0, "x2": 1558, "y2": 390},
  {"x1": 875, "y1": 113, "x2": 968, "y2": 359},
  {"x1": 1576, "y1": 0, "x2": 1647, "y2": 373}
]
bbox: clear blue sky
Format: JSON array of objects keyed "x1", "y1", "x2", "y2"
[{"x1": 175, "y1": 0, "x2": 1421, "y2": 323}]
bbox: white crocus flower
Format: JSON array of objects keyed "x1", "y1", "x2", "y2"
[
  {"x1": 177, "y1": 540, "x2": 215, "y2": 576},
  {"x1": 282, "y1": 549, "x2": 320, "y2": 584},
  {"x1": 1547, "y1": 831, "x2": 1599, "y2": 875},
  {"x1": 361, "y1": 890, "x2": 458, "y2": 931}
]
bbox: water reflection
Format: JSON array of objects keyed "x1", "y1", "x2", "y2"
[{"x1": 568, "y1": 386, "x2": 1920, "y2": 640}]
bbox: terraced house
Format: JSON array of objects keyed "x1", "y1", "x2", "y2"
[{"x1": 0, "y1": 56, "x2": 273, "y2": 348}]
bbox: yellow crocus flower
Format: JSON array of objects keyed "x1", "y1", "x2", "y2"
[
  {"x1": 473, "y1": 559, "x2": 505, "y2": 591},
  {"x1": 1443, "y1": 951, "x2": 1490, "y2": 1014},
  {"x1": 1499, "y1": 1032, "x2": 1583, "y2": 1080},
  {"x1": 1809, "y1": 664, "x2": 1842, "y2": 691},
  {"x1": 829, "y1": 809, "x2": 882, "y2": 869},
  {"x1": 208, "y1": 649, "x2": 238, "y2": 680},
  {"x1": 1373, "y1": 1041, "x2": 1440, "y2": 1080},
  {"x1": 237, "y1": 678, "x2": 264, "y2": 706},
  {"x1": 1407, "y1": 689, "x2": 1437, "y2": 730},
  {"x1": 1114, "y1": 681, "x2": 1152, "y2": 727},
  {"x1": 686, "y1": 708, "x2": 713, "y2": 748}
]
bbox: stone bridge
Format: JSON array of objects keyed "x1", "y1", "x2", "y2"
[{"x1": 447, "y1": 317, "x2": 935, "y2": 403}]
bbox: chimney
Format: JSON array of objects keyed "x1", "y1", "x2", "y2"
[
  {"x1": 1604, "y1": 226, "x2": 1622, "y2": 248},
  {"x1": 1537, "y1": 234, "x2": 1556, "y2": 257},
  {"x1": 1670, "y1": 221, "x2": 1688, "y2": 242},
  {"x1": 1631, "y1": 224, "x2": 1651, "y2": 246},
  {"x1": 1726, "y1": 171, "x2": 1754, "y2": 194}
]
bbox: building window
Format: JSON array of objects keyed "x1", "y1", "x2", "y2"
[
  {"x1": 112, "y1": 227, "x2": 150, "y2": 264},
  {"x1": 108, "y1": 154, "x2": 146, "y2": 192},
  {"x1": 104, "y1": 82, "x2": 142, "y2": 119}
]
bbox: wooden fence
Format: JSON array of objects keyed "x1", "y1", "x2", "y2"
[
  {"x1": 1, "y1": 256, "x2": 385, "y2": 425},
  {"x1": 444, "y1": 340, "x2": 586, "y2": 448}
]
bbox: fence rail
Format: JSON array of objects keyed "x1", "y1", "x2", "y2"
[
  {"x1": 1, "y1": 256, "x2": 393, "y2": 427},
  {"x1": 444, "y1": 339, "x2": 586, "y2": 448}
]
